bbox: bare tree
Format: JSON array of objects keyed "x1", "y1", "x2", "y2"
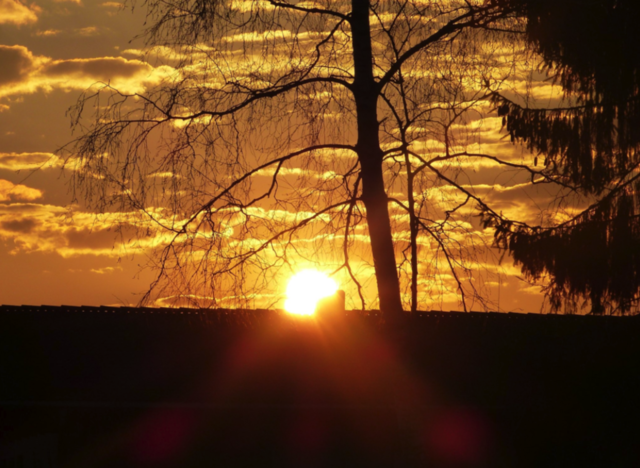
[{"x1": 66, "y1": 0, "x2": 546, "y2": 315}]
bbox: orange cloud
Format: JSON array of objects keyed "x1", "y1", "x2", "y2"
[
  {"x1": 0, "y1": 45, "x2": 37, "y2": 86},
  {"x1": 89, "y1": 266, "x2": 122, "y2": 274},
  {"x1": 42, "y1": 57, "x2": 150, "y2": 80},
  {"x1": 76, "y1": 26, "x2": 99, "y2": 36},
  {"x1": 0, "y1": 179, "x2": 42, "y2": 201},
  {"x1": 35, "y1": 29, "x2": 61, "y2": 37},
  {"x1": 0, "y1": 45, "x2": 176, "y2": 100},
  {"x1": 0, "y1": 203, "x2": 177, "y2": 258},
  {"x1": 0, "y1": 152, "x2": 62, "y2": 170},
  {"x1": 0, "y1": 0, "x2": 38, "y2": 25}
]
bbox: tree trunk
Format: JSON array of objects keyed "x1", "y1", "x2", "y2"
[
  {"x1": 405, "y1": 153, "x2": 419, "y2": 313},
  {"x1": 351, "y1": 0, "x2": 404, "y2": 316}
]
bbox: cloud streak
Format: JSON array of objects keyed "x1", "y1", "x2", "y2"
[
  {"x1": 0, "y1": 203, "x2": 172, "y2": 258},
  {"x1": 0, "y1": 179, "x2": 42, "y2": 202},
  {"x1": 0, "y1": 0, "x2": 38, "y2": 25},
  {"x1": 0, "y1": 45, "x2": 176, "y2": 100},
  {"x1": 0, "y1": 152, "x2": 62, "y2": 170}
]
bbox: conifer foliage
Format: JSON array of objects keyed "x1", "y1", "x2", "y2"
[{"x1": 488, "y1": 0, "x2": 640, "y2": 313}]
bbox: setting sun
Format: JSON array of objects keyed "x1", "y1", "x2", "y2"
[{"x1": 284, "y1": 270, "x2": 338, "y2": 316}]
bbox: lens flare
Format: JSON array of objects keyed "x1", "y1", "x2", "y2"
[{"x1": 284, "y1": 270, "x2": 338, "y2": 316}]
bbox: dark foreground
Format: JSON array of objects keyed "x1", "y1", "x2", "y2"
[{"x1": 1, "y1": 305, "x2": 639, "y2": 467}]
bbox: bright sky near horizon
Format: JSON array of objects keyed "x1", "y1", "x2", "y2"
[{"x1": 0, "y1": 0, "x2": 557, "y2": 311}]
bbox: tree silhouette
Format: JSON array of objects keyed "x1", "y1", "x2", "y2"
[
  {"x1": 71, "y1": 0, "x2": 633, "y2": 315},
  {"x1": 486, "y1": 0, "x2": 640, "y2": 313}
]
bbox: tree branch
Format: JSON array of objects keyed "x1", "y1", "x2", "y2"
[{"x1": 267, "y1": 0, "x2": 349, "y2": 21}]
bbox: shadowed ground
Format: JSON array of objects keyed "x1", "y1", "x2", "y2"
[{"x1": 0, "y1": 305, "x2": 639, "y2": 467}]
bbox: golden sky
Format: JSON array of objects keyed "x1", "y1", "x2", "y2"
[{"x1": 0, "y1": 0, "x2": 573, "y2": 311}]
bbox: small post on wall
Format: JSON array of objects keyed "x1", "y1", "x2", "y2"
[{"x1": 316, "y1": 290, "x2": 346, "y2": 316}]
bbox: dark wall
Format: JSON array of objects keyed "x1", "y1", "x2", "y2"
[{"x1": 1, "y1": 306, "x2": 639, "y2": 467}]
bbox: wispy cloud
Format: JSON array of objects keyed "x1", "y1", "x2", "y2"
[
  {"x1": 76, "y1": 26, "x2": 100, "y2": 36},
  {"x1": 0, "y1": 0, "x2": 39, "y2": 25},
  {"x1": 0, "y1": 152, "x2": 62, "y2": 170},
  {"x1": 0, "y1": 45, "x2": 177, "y2": 101},
  {"x1": 0, "y1": 179, "x2": 42, "y2": 202},
  {"x1": 89, "y1": 266, "x2": 122, "y2": 274},
  {"x1": 0, "y1": 203, "x2": 173, "y2": 258},
  {"x1": 35, "y1": 29, "x2": 61, "y2": 37}
]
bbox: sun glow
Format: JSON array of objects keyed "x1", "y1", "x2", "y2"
[{"x1": 284, "y1": 270, "x2": 338, "y2": 316}]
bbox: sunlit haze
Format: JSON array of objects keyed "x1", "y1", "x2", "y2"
[{"x1": 284, "y1": 270, "x2": 338, "y2": 316}]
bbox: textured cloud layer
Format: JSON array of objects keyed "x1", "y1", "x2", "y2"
[
  {"x1": 0, "y1": 179, "x2": 42, "y2": 202},
  {"x1": 0, "y1": 152, "x2": 61, "y2": 170},
  {"x1": 0, "y1": 45, "x2": 175, "y2": 100},
  {"x1": 0, "y1": 203, "x2": 170, "y2": 257}
]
